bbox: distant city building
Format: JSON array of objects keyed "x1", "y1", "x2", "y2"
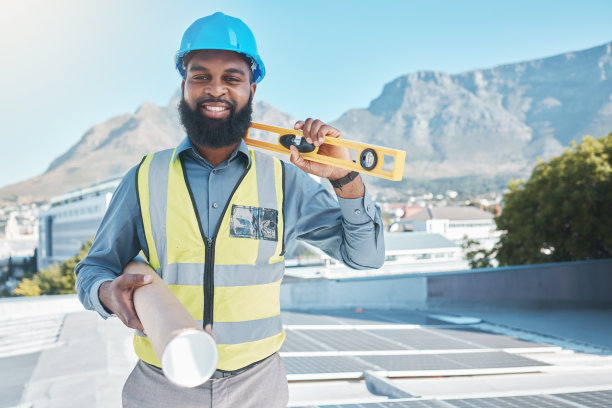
[
  {"x1": 384, "y1": 231, "x2": 464, "y2": 266},
  {"x1": 37, "y1": 178, "x2": 121, "y2": 271},
  {"x1": 0, "y1": 205, "x2": 39, "y2": 257},
  {"x1": 0, "y1": 204, "x2": 40, "y2": 287},
  {"x1": 389, "y1": 206, "x2": 500, "y2": 250},
  {"x1": 285, "y1": 232, "x2": 468, "y2": 279}
]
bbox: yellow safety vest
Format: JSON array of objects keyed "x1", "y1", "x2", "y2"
[{"x1": 134, "y1": 147, "x2": 286, "y2": 371}]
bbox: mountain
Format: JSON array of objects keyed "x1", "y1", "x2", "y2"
[
  {"x1": 1, "y1": 41, "x2": 611, "y2": 204},
  {"x1": 333, "y1": 42, "x2": 612, "y2": 179},
  {"x1": 0, "y1": 96, "x2": 295, "y2": 204}
]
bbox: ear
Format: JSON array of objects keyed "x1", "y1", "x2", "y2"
[
  {"x1": 250, "y1": 82, "x2": 257, "y2": 97},
  {"x1": 181, "y1": 78, "x2": 185, "y2": 94}
]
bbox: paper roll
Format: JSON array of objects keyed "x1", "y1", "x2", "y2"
[{"x1": 127, "y1": 266, "x2": 219, "y2": 387}]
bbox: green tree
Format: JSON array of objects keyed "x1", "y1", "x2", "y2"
[
  {"x1": 462, "y1": 238, "x2": 496, "y2": 269},
  {"x1": 14, "y1": 238, "x2": 93, "y2": 296},
  {"x1": 495, "y1": 133, "x2": 612, "y2": 265}
]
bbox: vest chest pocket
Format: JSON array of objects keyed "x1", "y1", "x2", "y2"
[{"x1": 230, "y1": 205, "x2": 278, "y2": 241}]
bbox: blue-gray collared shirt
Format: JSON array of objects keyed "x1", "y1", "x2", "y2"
[{"x1": 75, "y1": 138, "x2": 384, "y2": 318}]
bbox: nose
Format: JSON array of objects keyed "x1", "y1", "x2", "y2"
[{"x1": 205, "y1": 77, "x2": 227, "y2": 98}]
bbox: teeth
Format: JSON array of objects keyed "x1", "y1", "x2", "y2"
[{"x1": 204, "y1": 106, "x2": 228, "y2": 112}]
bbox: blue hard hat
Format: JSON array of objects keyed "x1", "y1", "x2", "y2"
[{"x1": 175, "y1": 12, "x2": 265, "y2": 83}]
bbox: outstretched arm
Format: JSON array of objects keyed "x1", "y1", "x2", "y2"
[{"x1": 283, "y1": 119, "x2": 384, "y2": 269}]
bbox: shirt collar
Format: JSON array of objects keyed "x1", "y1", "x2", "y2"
[{"x1": 174, "y1": 137, "x2": 251, "y2": 166}]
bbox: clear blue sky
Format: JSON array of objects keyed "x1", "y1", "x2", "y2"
[{"x1": 1, "y1": 0, "x2": 611, "y2": 189}]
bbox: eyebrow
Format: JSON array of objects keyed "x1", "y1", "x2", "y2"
[{"x1": 189, "y1": 65, "x2": 247, "y2": 77}]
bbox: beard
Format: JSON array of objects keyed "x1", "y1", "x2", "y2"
[{"x1": 178, "y1": 93, "x2": 253, "y2": 149}]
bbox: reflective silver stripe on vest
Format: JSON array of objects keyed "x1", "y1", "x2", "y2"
[
  {"x1": 253, "y1": 151, "x2": 280, "y2": 265},
  {"x1": 161, "y1": 262, "x2": 283, "y2": 286},
  {"x1": 147, "y1": 149, "x2": 173, "y2": 270},
  {"x1": 214, "y1": 262, "x2": 284, "y2": 287},
  {"x1": 213, "y1": 315, "x2": 283, "y2": 345},
  {"x1": 136, "y1": 317, "x2": 283, "y2": 345},
  {"x1": 162, "y1": 263, "x2": 204, "y2": 286}
]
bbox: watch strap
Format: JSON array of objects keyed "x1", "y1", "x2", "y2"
[{"x1": 329, "y1": 171, "x2": 359, "y2": 190}]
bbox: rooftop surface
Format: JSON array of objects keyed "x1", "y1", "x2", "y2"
[
  {"x1": 384, "y1": 232, "x2": 459, "y2": 252},
  {"x1": 402, "y1": 206, "x2": 494, "y2": 222},
  {"x1": 2, "y1": 295, "x2": 612, "y2": 408}
]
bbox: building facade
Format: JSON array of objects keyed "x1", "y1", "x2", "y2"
[
  {"x1": 389, "y1": 206, "x2": 500, "y2": 251},
  {"x1": 37, "y1": 178, "x2": 120, "y2": 271}
]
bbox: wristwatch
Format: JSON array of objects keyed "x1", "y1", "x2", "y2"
[{"x1": 329, "y1": 171, "x2": 359, "y2": 190}]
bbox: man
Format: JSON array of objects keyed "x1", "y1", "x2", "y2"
[{"x1": 75, "y1": 12, "x2": 384, "y2": 408}]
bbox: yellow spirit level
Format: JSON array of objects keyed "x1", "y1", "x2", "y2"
[{"x1": 246, "y1": 123, "x2": 406, "y2": 181}]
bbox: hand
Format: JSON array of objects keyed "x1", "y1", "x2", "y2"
[
  {"x1": 99, "y1": 272, "x2": 153, "y2": 332},
  {"x1": 290, "y1": 118, "x2": 353, "y2": 180},
  {"x1": 291, "y1": 118, "x2": 365, "y2": 198}
]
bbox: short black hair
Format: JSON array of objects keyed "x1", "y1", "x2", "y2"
[{"x1": 182, "y1": 51, "x2": 254, "y2": 83}]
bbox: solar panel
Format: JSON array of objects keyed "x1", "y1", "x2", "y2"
[
  {"x1": 297, "y1": 401, "x2": 449, "y2": 408},
  {"x1": 281, "y1": 330, "x2": 331, "y2": 352},
  {"x1": 359, "y1": 352, "x2": 548, "y2": 372},
  {"x1": 364, "y1": 329, "x2": 482, "y2": 350},
  {"x1": 295, "y1": 330, "x2": 406, "y2": 351},
  {"x1": 359, "y1": 354, "x2": 462, "y2": 371},
  {"x1": 552, "y1": 390, "x2": 612, "y2": 407},
  {"x1": 444, "y1": 395, "x2": 577, "y2": 408},
  {"x1": 313, "y1": 310, "x2": 404, "y2": 326},
  {"x1": 367, "y1": 311, "x2": 454, "y2": 326},
  {"x1": 290, "y1": 391, "x2": 612, "y2": 408},
  {"x1": 282, "y1": 355, "x2": 375, "y2": 375},
  {"x1": 431, "y1": 328, "x2": 550, "y2": 349},
  {"x1": 437, "y1": 351, "x2": 549, "y2": 369},
  {"x1": 0, "y1": 314, "x2": 64, "y2": 358}
]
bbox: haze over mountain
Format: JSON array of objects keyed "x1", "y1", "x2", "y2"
[
  {"x1": 1, "y1": 41, "x2": 611, "y2": 204},
  {"x1": 0, "y1": 95, "x2": 295, "y2": 204},
  {"x1": 333, "y1": 42, "x2": 612, "y2": 179}
]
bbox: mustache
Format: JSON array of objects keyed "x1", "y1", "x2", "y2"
[{"x1": 196, "y1": 97, "x2": 235, "y2": 109}]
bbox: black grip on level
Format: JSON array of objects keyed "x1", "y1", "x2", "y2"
[{"x1": 279, "y1": 134, "x2": 316, "y2": 153}]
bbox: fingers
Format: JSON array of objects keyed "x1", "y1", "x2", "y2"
[
  {"x1": 117, "y1": 273, "x2": 153, "y2": 289},
  {"x1": 295, "y1": 118, "x2": 342, "y2": 147},
  {"x1": 289, "y1": 145, "x2": 311, "y2": 174},
  {"x1": 107, "y1": 274, "x2": 152, "y2": 332},
  {"x1": 112, "y1": 287, "x2": 145, "y2": 332},
  {"x1": 122, "y1": 309, "x2": 145, "y2": 333}
]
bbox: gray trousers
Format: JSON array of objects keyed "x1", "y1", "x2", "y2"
[{"x1": 122, "y1": 353, "x2": 289, "y2": 407}]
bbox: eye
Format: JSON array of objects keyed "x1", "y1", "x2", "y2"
[
  {"x1": 225, "y1": 76, "x2": 241, "y2": 83},
  {"x1": 192, "y1": 74, "x2": 209, "y2": 81}
]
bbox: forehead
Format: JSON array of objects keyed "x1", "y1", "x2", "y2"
[{"x1": 185, "y1": 49, "x2": 250, "y2": 72}]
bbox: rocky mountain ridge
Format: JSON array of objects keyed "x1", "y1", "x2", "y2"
[
  {"x1": 1, "y1": 41, "x2": 611, "y2": 203},
  {"x1": 333, "y1": 41, "x2": 612, "y2": 179}
]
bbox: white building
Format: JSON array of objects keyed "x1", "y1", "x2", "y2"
[
  {"x1": 285, "y1": 232, "x2": 468, "y2": 280},
  {"x1": 0, "y1": 205, "x2": 39, "y2": 259},
  {"x1": 37, "y1": 178, "x2": 121, "y2": 270},
  {"x1": 389, "y1": 206, "x2": 500, "y2": 250}
]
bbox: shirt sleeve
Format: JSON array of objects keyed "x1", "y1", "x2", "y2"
[
  {"x1": 74, "y1": 165, "x2": 147, "y2": 318},
  {"x1": 282, "y1": 163, "x2": 385, "y2": 269}
]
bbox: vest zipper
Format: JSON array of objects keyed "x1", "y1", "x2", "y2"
[
  {"x1": 203, "y1": 237, "x2": 214, "y2": 326},
  {"x1": 180, "y1": 155, "x2": 253, "y2": 331},
  {"x1": 205, "y1": 162, "x2": 252, "y2": 328}
]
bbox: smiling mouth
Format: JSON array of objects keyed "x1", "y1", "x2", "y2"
[{"x1": 203, "y1": 105, "x2": 229, "y2": 112}]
